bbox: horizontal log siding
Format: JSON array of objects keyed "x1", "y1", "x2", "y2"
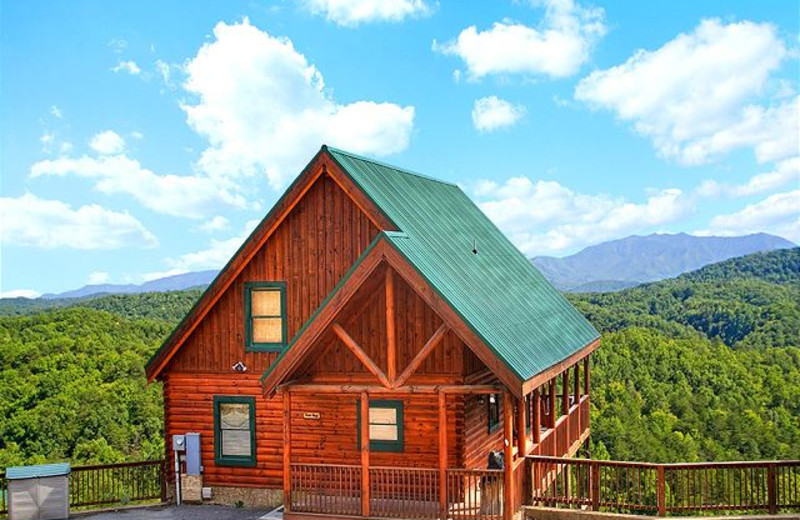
[
  {"x1": 163, "y1": 373, "x2": 284, "y2": 487},
  {"x1": 288, "y1": 393, "x2": 464, "y2": 468},
  {"x1": 463, "y1": 371, "x2": 504, "y2": 470}
]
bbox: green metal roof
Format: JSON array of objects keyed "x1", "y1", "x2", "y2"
[
  {"x1": 6, "y1": 463, "x2": 70, "y2": 480},
  {"x1": 327, "y1": 147, "x2": 599, "y2": 381}
]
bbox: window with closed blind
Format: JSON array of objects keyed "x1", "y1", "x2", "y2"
[
  {"x1": 357, "y1": 400, "x2": 404, "y2": 452},
  {"x1": 245, "y1": 282, "x2": 287, "y2": 352},
  {"x1": 214, "y1": 396, "x2": 256, "y2": 467}
]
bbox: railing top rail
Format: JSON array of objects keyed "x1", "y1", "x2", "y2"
[
  {"x1": 527, "y1": 455, "x2": 800, "y2": 469},
  {"x1": 369, "y1": 465, "x2": 439, "y2": 471},
  {"x1": 446, "y1": 468, "x2": 504, "y2": 474},
  {"x1": 70, "y1": 459, "x2": 165, "y2": 471},
  {"x1": 290, "y1": 462, "x2": 361, "y2": 469}
]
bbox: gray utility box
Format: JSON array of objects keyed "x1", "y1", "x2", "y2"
[{"x1": 7, "y1": 463, "x2": 70, "y2": 520}]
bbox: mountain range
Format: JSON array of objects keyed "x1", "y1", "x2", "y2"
[
  {"x1": 12, "y1": 232, "x2": 795, "y2": 300},
  {"x1": 532, "y1": 232, "x2": 795, "y2": 292},
  {"x1": 41, "y1": 270, "x2": 218, "y2": 299}
]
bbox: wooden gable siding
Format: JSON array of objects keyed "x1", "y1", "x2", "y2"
[
  {"x1": 167, "y1": 172, "x2": 380, "y2": 374},
  {"x1": 303, "y1": 269, "x2": 466, "y2": 380}
]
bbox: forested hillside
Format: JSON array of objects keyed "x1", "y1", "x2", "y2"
[
  {"x1": 0, "y1": 308, "x2": 169, "y2": 467},
  {"x1": 570, "y1": 247, "x2": 800, "y2": 462},
  {"x1": 0, "y1": 248, "x2": 797, "y2": 466}
]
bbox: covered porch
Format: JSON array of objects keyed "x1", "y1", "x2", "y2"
[
  {"x1": 279, "y1": 353, "x2": 592, "y2": 520},
  {"x1": 281, "y1": 383, "x2": 506, "y2": 520}
]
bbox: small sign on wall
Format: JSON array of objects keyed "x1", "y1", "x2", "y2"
[{"x1": 303, "y1": 411, "x2": 321, "y2": 420}]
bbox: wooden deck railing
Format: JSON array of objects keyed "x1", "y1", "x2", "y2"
[
  {"x1": 530, "y1": 396, "x2": 590, "y2": 458},
  {"x1": 447, "y1": 468, "x2": 504, "y2": 520},
  {"x1": 290, "y1": 463, "x2": 503, "y2": 520},
  {"x1": 528, "y1": 456, "x2": 800, "y2": 516},
  {"x1": 70, "y1": 460, "x2": 167, "y2": 509},
  {"x1": 370, "y1": 466, "x2": 439, "y2": 518},
  {"x1": 290, "y1": 463, "x2": 362, "y2": 516},
  {"x1": 0, "y1": 460, "x2": 166, "y2": 518}
]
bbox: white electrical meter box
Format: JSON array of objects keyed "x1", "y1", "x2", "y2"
[{"x1": 172, "y1": 434, "x2": 186, "y2": 452}]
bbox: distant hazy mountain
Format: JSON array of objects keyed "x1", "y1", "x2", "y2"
[
  {"x1": 532, "y1": 232, "x2": 796, "y2": 292},
  {"x1": 41, "y1": 270, "x2": 218, "y2": 300}
]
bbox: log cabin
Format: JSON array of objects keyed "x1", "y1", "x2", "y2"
[{"x1": 145, "y1": 145, "x2": 600, "y2": 520}]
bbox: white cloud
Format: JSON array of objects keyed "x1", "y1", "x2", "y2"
[
  {"x1": 699, "y1": 190, "x2": 800, "y2": 243},
  {"x1": 144, "y1": 219, "x2": 260, "y2": 280},
  {"x1": 0, "y1": 289, "x2": 41, "y2": 299},
  {"x1": 155, "y1": 59, "x2": 177, "y2": 88},
  {"x1": 575, "y1": 19, "x2": 791, "y2": 165},
  {"x1": 112, "y1": 60, "x2": 141, "y2": 75},
  {"x1": 0, "y1": 193, "x2": 157, "y2": 249},
  {"x1": 40, "y1": 131, "x2": 73, "y2": 155},
  {"x1": 301, "y1": 0, "x2": 431, "y2": 26},
  {"x1": 87, "y1": 271, "x2": 111, "y2": 284},
  {"x1": 472, "y1": 96, "x2": 526, "y2": 132},
  {"x1": 697, "y1": 157, "x2": 800, "y2": 198},
  {"x1": 434, "y1": 0, "x2": 606, "y2": 80},
  {"x1": 181, "y1": 18, "x2": 415, "y2": 189},
  {"x1": 89, "y1": 130, "x2": 126, "y2": 155},
  {"x1": 472, "y1": 177, "x2": 693, "y2": 255},
  {"x1": 31, "y1": 154, "x2": 247, "y2": 219},
  {"x1": 108, "y1": 38, "x2": 127, "y2": 54},
  {"x1": 40, "y1": 132, "x2": 54, "y2": 152},
  {"x1": 198, "y1": 215, "x2": 230, "y2": 232},
  {"x1": 50, "y1": 106, "x2": 62, "y2": 119}
]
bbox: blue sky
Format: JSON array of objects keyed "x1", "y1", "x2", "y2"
[{"x1": 1, "y1": 0, "x2": 798, "y2": 297}]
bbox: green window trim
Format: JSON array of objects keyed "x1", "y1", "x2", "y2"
[
  {"x1": 356, "y1": 399, "x2": 404, "y2": 453},
  {"x1": 214, "y1": 395, "x2": 256, "y2": 467},
  {"x1": 487, "y1": 393, "x2": 501, "y2": 434},
  {"x1": 245, "y1": 281, "x2": 287, "y2": 352}
]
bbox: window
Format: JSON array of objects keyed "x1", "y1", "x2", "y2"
[
  {"x1": 214, "y1": 396, "x2": 256, "y2": 467},
  {"x1": 245, "y1": 282, "x2": 286, "y2": 351},
  {"x1": 487, "y1": 393, "x2": 500, "y2": 433},
  {"x1": 357, "y1": 400, "x2": 404, "y2": 452}
]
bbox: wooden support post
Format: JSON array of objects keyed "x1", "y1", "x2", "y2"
[
  {"x1": 517, "y1": 395, "x2": 528, "y2": 456},
  {"x1": 767, "y1": 463, "x2": 777, "y2": 515},
  {"x1": 562, "y1": 371, "x2": 570, "y2": 453},
  {"x1": 574, "y1": 363, "x2": 581, "y2": 434},
  {"x1": 360, "y1": 392, "x2": 370, "y2": 516},
  {"x1": 657, "y1": 465, "x2": 666, "y2": 516},
  {"x1": 385, "y1": 268, "x2": 396, "y2": 384},
  {"x1": 160, "y1": 459, "x2": 168, "y2": 503},
  {"x1": 532, "y1": 388, "x2": 541, "y2": 444},
  {"x1": 584, "y1": 355, "x2": 590, "y2": 396},
  {"x1": 548, "y1": 378, "x2": 556, "y2": 429},
  {"x1": 438, "y1": 391, "x2": 448, "y2": 519},
  {"x1": 283, "y1": 391, "x2": 292, "y2": 513},
  {"x1": 591, "y1": 461, "x2": 600, "y2": 511},
  {"x1": 502, "y1": 391, "x2": 514, "y2": 520}
]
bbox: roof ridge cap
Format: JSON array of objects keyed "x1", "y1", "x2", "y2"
[{"x1": 327, "y1": 146, "x2": 460, "y2": 188}]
